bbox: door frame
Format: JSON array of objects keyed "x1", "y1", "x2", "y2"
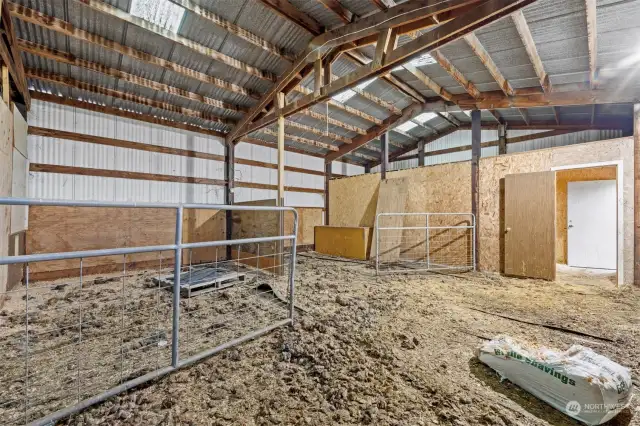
[{"x1": 551, "y1": 161, "x2": 623, "y2": 286}]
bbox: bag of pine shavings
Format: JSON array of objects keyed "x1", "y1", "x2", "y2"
[{"x1": 477, "y1": 335, "x2": 632, "y2": 425}]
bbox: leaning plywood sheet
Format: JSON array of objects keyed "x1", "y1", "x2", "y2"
[
  {"x1": 315, "y1": 226, "x2": 371, "y2": 260},
  {"x1": 504, "y1": 171, "x2": 556, "y2": 280},
  {"x1": 329, "y1": 173, "x2": 380, "y2": 227},
  {"x1": 372, "y1": 178, "x2": 408, "y2": 262},
  {"x1": 0, "y1": 100, "x2": 13, "y2": 296}
]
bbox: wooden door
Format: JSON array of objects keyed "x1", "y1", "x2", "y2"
[{"x1": 504, "y1": 171, "x2": 556, "y2": 280}]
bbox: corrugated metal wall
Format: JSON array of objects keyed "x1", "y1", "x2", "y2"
[
  {"x1": 372, "y1": 129, "x2": 623, "y2": 172},
  {"x1": 27, "y1": 100, "x2": 364, "y2": 207}
]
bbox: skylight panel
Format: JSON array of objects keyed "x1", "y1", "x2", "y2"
[
  {"x1": 356, "y1": 78, "x2": 376, "y2": 90},
  {"x1": 414, "y1": 112, "x2": 437, "y2": 123},
  {"x1": 332, "y1": 89, "x2": 356, "y2": 103},
  {"x1": 408, "y1": 53, "x2": 436, "y2": 67},
  {"x1": 396, "y1": 121, "x2": 418, "y2": 132},
  {"x1": 131, "y1": 0, "x2": 186, "y2": 33}
]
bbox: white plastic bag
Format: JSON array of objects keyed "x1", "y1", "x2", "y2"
[{"x1": 477, "y1": 335, "x2": 632, "y2": 425}]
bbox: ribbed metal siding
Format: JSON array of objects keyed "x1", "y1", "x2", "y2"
[{"x1": 28, "y1": 100, "x2": 359, "y2": 206}]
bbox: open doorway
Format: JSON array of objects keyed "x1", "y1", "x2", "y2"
[{"x1": 554, "y1": 164, "x2": 620, "y2": 286}]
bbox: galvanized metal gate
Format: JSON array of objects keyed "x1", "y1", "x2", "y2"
[
  {"x1": 375, "y1": 212, "x2": 476, "y2": 274},
  {"x1": 0, "y1": 198, "x2": 298, "y2": 426}
]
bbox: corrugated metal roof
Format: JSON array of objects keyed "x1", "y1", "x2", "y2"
[{"x1": 12, "y1": 0, "x2": 640, "y2": 164}]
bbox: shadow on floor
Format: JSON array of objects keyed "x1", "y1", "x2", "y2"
[{"x1": 468, "y1": 358, "x2": 633, "y2": 426}]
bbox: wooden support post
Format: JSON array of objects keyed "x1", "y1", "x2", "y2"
[
  {"x1": 634, "y1": 104, "x2": 640, "y2": 285},
  {"x1": 418, "y1": 140, "x2": 425, "y2": 166},
  {"x1": 471, "y1": 109, "x2": 481, "y2": 265},
  {"x1": 277, "y1": 92, "x2": 285, "y2": 275},
  {"x1": 498, "y1": 124, "x2": 507, "y2": 155},
  {"x1": 314, "y1": 58, "x2": 323, "y2": 95},
  {"x1": 325, "y1": 162, "x2": 331, "y2": 225},
  {"x1": 380, "y1": 132, "x2": 389, "y2": 180},
  {"x1": 225, "y1": 143, "x2": 235, "y2": 259},
  {"x1": 364, "y1": 164, "x2": 371, "y2": 174},
  {"x1": 1, "y1": 66, "x2": 9, "y2": 105}
]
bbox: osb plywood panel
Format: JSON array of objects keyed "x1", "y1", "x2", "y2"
[
  {"x1": 315, "y1": 226, "x2": 370, "y2": 260},
  {"x1": 372, "y1": 178, "x2": 409, "y2": 261},
  {"x1": 551, "y1": 137, "x2": 634, "y2": 284},
  {"x1": 291, "y1": 208, "x2": 323, "y2": 246},
  {"x1": 232, "y1": 199, "x2": 279, "y2": 255},
  {"x1": 504, "y1": 172, "x2": 556, "y2": 280},
  {"x1": 330, "y1": 162, "x2": 472, "y2": 229},
  {"x1": 329, "y1": 173, "x2": 381, "y2": 227},
  {"x1": 478, "y1": 151, "x2": 552, "y2": 273},
  {"x1": 0, "y1": 100, "x2": 13, "y2": 295},
  {"x1": 26, "y1": 207, "x2": 227, "y2": 280},
  {"x1": 556, "y1": 166, "x2": 616, "y2": 264}
]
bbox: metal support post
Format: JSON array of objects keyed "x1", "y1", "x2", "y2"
[{"x1": 171, "y1": 206, "x2": 184, "y2": 368}]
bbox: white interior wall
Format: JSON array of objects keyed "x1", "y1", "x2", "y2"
[{"x1": 27, "y1": 100, "x2": 363, "y2": 207}]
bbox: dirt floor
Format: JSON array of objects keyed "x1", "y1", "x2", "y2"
[{"x1": 1, "y1": 254, "x2": 639, "y2": 425}]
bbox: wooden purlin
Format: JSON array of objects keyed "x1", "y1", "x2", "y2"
[
  {"x1": 10, "y1": 3, "x2": 260, "y2": 100},
  {"x1": 0, "y1": 0, "x2": 30, "y2": 108},
  {"x1": 511, "y1": 11, "x2": 551, "y2": 93},
  {"x1": 27, "y1": 69, "x2": 235, "y2": 126},
  {"x1": 19, "y1": 39, "x2": 248, "y2": 114}
]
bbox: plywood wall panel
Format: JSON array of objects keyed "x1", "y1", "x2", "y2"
[
  {"x1": 329, "y1": 173, "x2": 381, "y2": 228},
  {"x1": 556, "y1": 167, "x2": 616, "y2": 264},
  {"x1": 0, "y1": 100, "x2": 13, "y2": 296},
  {"x1": 478, "y1": 151, "x2": 552, "y2": 273}
]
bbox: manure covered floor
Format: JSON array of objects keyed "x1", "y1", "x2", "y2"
[{"x1": 5, "y1": 254, "x2": 640, "y2": 425}]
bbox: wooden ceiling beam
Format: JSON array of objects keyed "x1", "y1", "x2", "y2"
[
  {"x1": 235, "y1": 0, "x2": 536, "y2": 141},
  {"x1": 487, "y1": 109, "x2": 502, "y2": 122},
  {"x1": 310, "y1": 0, "x2": 481, "y2": 50},
  {"x1": 316, "y1": 0, "x2": 354, "y2": 24},
  {"x1": 518, "y1": 108, "x2": 530, "y2": 125},
  {"x1": 298, "y1": 109, "x2": 367, "y2": 135},
  {"x1": 431, "y1": 50, "x2": 482, "y2": 99},
  {"x1": 464, "y1": 33, "x2": 515, "y2": 96},
  {"x1": 169, "y1": 0, "x2": 295, "y2": 61},
  {"x1": 369, "y1": 126, "x2": 459, "y2": 166},
  {"x1": 27, "y1": 69, "x2": 235, "y2": 126},
  {"x1": 585, "y1": 0, "x2": 597, "y2": 89},
  {"x1": 19, "y1": 39, "x2": 248, "y2": 114},
  {"x1": 283, "y1": 119, "x2": 351, "y2": 144},
  {"x1": 512, "y1": 10, "x2": 551, "y2": 93},
  {"x1": 0, "y1": 0, "x2": 30, "y2": 108},
  {"x1": 260, "y1": 129, "x2": 338, "y2": 151},
  {"x1": 256, "y1": 0, "x2": 324, "y2": 33},
  {"x1": 402, "y1": 63, "x2": 454, "y2": 101},
  {"x1": 9, "y1": 3, "x2": 260, "y2": 101},
  {"x1": 294, "y1": 85, "x2": 383, "y2": 124}
]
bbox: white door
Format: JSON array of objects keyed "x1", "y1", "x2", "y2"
[{"x1": 567, "y1": 180, "x2": 616, "y2": 269}]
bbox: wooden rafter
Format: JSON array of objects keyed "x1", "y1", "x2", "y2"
[
  {"x1": 512, "y1": 10, "x2": 551, "y2": 93},
  {"x1": 0, "y1": 0, "x2": 29, "y2": 107},
  {"x1": 487, "y1": 109, "x2": 502, "y2": 122},
  {"x1": 27, "y1": 68, "x2": 235, "y2": 126},
  {"x1": 9, "y1": 3, "x2": 260, "y2": 100},
  {"x1": 316, "y1": 0, "x2": 353, "y2": 24},
  {"x1": 402, "y1": 63, "x2": 454, "y2": 101},
  {"x1": 438, "y1": 112, "x2": 461, "y2": 126},
  {"x1": 585, "y1": 0, "x2": 597, "y2": 89},
  {"x1": 518, "y1": 108, "x2": 530, "y2": 125},
  {"x1": 256, "y1": 0, "x2": 323, "y2": 34},
  {"x1": 294, "y1": 85, "x2": 383, "y2": 124},
  {"x1": 232, "y1": 0, "x2": 537, "y2": 143},
  {"x1": 298, "y1": 109, "x2": 367, "y2": 134},
  {"x1": 431, "y1": 50, "x2": 482, "y2": 99},
  {"x1": 283, "y1": 120, "x2": 351, "y2": 144},
  {"x1": 370, "y1": 127, "x2": 459, "y2": 166},
  {"x1": 227, "y1": 0, "x2": 491, "y2": 143},
  {"x1": 19, "y1": 40, "x2": 248, "y2": 114},
  {"x1": 169, "y1": 0, "x2": 294, "y2": 61},
  {"x1": 260, "y1": 129, "x2": 338, "y2": 151},
  {"x1": 76, "y1": 0, "x2": 275, "y2": 82},
  {"x1": 464, "y1": 33, "x2": 515, "y2": 96}
]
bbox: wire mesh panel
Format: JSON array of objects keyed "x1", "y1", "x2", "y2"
[
  {"x1": 375, "y1": 213, "x2": 475, "y2": 275},
  {"x1": 0, "y1": 198, "x2": 297, "y2": 426}
]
